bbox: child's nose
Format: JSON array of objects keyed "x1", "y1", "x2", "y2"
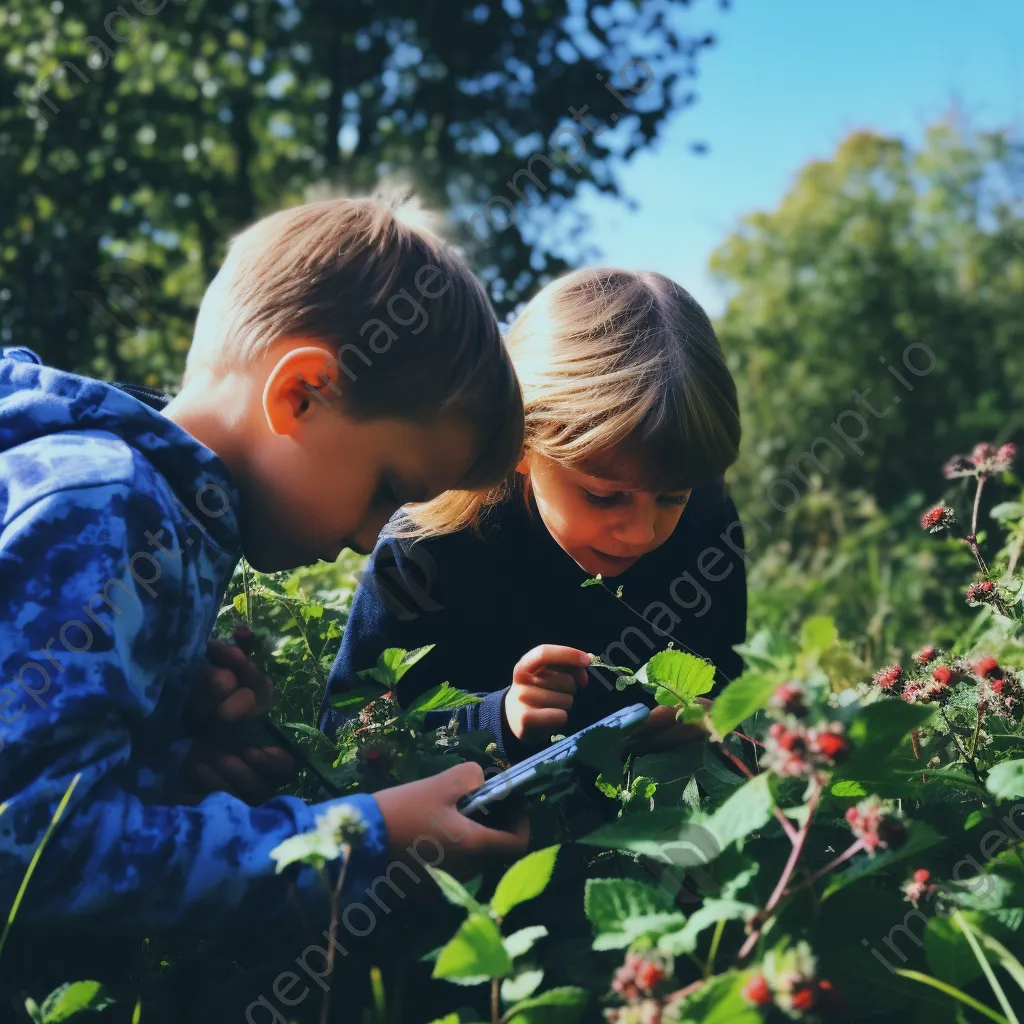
[{"x1": 611, "y1": 510, "x2": 656, "y2": 547}]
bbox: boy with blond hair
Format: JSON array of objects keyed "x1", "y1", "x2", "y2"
[{"x1": 0, "y1": 194, "x2": 526, "y2": 934}]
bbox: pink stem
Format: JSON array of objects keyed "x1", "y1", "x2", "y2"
[
  {"x1": 784, "y1": 836, "x2": 867, "y2": 896},
  {"x1": 737, "y1": 779, "x2": 822, "y2": 962},
  {"x1": 715, "y1": 743, "x2": 799, "y2": 842}
]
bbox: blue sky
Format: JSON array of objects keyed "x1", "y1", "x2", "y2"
[{"x1": 578, "y1": 0, "x2": 1024, "y2": 316}]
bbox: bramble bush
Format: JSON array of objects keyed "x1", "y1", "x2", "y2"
[{"x1": 7, "y1": 441, "x2": 1024, "y2": 1024}]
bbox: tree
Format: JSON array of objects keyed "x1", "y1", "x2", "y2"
[
  {"x1": 711, "y1": 119, "x2": 1024, "y2": 512},
  {"x1": 0, "y1": 0, "x2": 720, "y2": 385}
]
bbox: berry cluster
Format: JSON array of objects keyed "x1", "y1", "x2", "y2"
[
  {"x1": 845, "y1": 795, "x2": 906, "y2": 854},
  {"x1": 966, "y1": 579, "x2": 998, "y2": 606},
  {"x1": 357, "y1": 693, "x2": 397, "y2": 731},
  {"x1": 870, "y1": 651, "x2": 1023, "y2": 721},
  {"x1": 920, "y1": 505, "x2": 957, "y2": 533},
  {"x1": 742, "y1": 942, "x2": 843, "y2": 1019},
  {"x1": 606, "y1": 954, "x2": 670, "y2": 1024},
  {"x1": 943, "y1": 441, "x2": 1016, "y2": 479},
  {"x1": 764, "y1": 719, "x2": 849, "y2": 778},
  {"x1": 902, "y1": 867, "x2": 940, "y2": 908}
]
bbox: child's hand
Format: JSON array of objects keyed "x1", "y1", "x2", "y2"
[
  {"x1": 187, "y1": 637, "x2": 274, "y2": 724},
  {"x1": 626, "y1": 699, "x2": 712, "y2": 755},
  {"x1": 504, "y1": 644, "x2": 591, "y2": 742},
  {"x1": 375, "y1": 761, "x2": 529, "y2": 876},
  {"x1": 179, "y1": 637, "x2": 296, "y2": 805}
]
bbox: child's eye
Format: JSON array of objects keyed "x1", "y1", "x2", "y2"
[
  {"x1": 582, "y1": 489, "x2": 626, "y2": 508},
  {"x1": 659, "y1": 493, "x2": 691, "y2": 508}
]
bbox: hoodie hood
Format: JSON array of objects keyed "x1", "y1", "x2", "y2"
[{"x1": 0, "y1": 347, "x2": 240, "y2": 553}]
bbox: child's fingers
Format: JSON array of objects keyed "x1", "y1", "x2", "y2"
[
  {"x1": 206, "y1": 638, "x2": 274, "y2": 717},
  {"x1": 188, "y1": 664, "x2": 240, "y2": 722},
  {"x1": 240, "y1": 744, "x2": 296, "y2": 781},
  {"x1": 517, "y1": 686, "x2": 574, "y2": 711},
  {"x1": 463, "y1": 813, "x2": 530, "y2": 857},
  {"x1": 522, "y1": 707, "x2": 569, "y2": 733},
  {"x1": 516, "y1": 645, "x2": 590, "y2": 683},
  {"x1": 516, "y1": 668, "x2": 578, "y2": 694},
  {"x1": 217, "y1": 686, "x2": 258, "y2": 722}
]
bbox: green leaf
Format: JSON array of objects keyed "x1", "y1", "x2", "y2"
[
  {"x1": 924, "y1": 916, "x2": 982, "y2": 989},
  {"x1": 644, "y1": 650, "x2": 716, "y2": 706},
  {"x1": 39, "y1": 981, "x2": 115, "y2": 1022},
  {"x1": 678, "y1": 703, "x2": 707, "y2": 725},
  {"x1": 671, "y1": 972, "x2": 762, "y2": 1024},
  {"x1": 581, "y1": 774, "x2": 772, "y2": 866},
  {"x1": 710, "y1": 672, "x2": 778, "y2": 736},
  {"x1": 24, "y1": 999, "x2": 43, "y2": 1024},
  {"x1": 658, "y1": 899, "x2": 756, "y2": 955},
  {"x1": 986, "y1": 759, "x2": 1024, "y2": 801},
  {"x1": 800, "y1": 615, "x2": 837, "y2": 655},
  {"x1": 426, "y1": 866, "x2": 484, "y2": 913},
  {"x1": 425, "y1": 1016, "x2": 462, "y2": 1024},
  {"x1": 502, "y1": 969, "x2": 544, "y2": 1004},
  {"x1": 991, "y1": 502, "x2": 1024, "y2": 523},
  {"x1": 491, "y1": 846, "x2": 560, "y2": 918},
  {"x1": 504, "y1": 986, "x2": 588, "y2": 1024},
  {"x1": 408, "y1": 682, "x2": 483, "y2": 714},
  {"x1": 581, "y1": 577, "x2": 603, "y2": 588},
  {"x1": 584, "y1": 878, "x2": 681, "y2": 950},
  {"x1": 503, "y1": 925, "x2": 548, "y2": 959},
  {"x1": 432, "y1": 913, "x2": 512, "y2": 981},
  {"x1": 358, "y1": 645, "x2": 435, "y2": 686},
  {"x1": 330, "y1": 685, "x2": 388, "y2": 709}
]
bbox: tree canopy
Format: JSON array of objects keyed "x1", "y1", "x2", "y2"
[
  {"x1": 0, "y1": 0, "x2": 718, "y2": 386},
  {"x1": 712, "y1": 120, "x2": 1024, "y2": 509}
]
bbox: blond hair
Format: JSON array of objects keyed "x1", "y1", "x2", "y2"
[
  {"x1": 187, "y1": 191, "x2": 523, "y2": 492},
  {"x1": 397, "y1": 267, "x2": 740, "y2": 537}
]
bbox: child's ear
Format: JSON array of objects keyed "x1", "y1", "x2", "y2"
[
  {"x1": 515, "y1": 452, "x2": 532, "y2": 475},
  {"x1": 262, "y1": 343, "x2": 340, "y2": 436}
]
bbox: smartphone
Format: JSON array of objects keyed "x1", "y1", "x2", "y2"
[{"x1": 457, "y1": 702, "x2": 650, "y2": 820}]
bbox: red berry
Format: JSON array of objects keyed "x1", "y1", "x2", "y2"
[
  {"x1": 913, "y1": 868, "x2": 930, "y2": 884},
  {"x1": 635, "y1": 960, "x2": 665, "y2": 991},
  {"x1": 993, "y1": 679, "x2": 1005, "y2": 694},
  {"x1": 932, "y1": 665, "x2": 953, "y2": 686},
  {"x1": 873, "y1": 664, "x2": 904, "y2": 690},
  {"x1": 971, "y1": 443, "x2": 994, "y2": 466},
  {"x1": 742, "y1": 974, "x2": 772, "y2": 1006},
  {"x1": 974, "y1": 656, "x2": 1001, "y2": 679},
  {"x1": 791, "y1": 986, "x2": 816, "y2": 1012},
  {"x1": 815, "y1": 733, "x2": 848, "y2": 760},
  {"x1": 914, "y1": 645, "x2": 938, "y2": 665},
  {"x1": 816, "y1": 979, "x2": 845, "y2": 1013}
]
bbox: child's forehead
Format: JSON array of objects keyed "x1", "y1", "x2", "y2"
[{"x1": 570, "y1": 446, "x2": 688, "y2": 492}]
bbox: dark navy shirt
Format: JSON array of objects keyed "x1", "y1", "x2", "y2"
[{"x1": 321, "y1": 478, "x2": 747, "y2": 761}]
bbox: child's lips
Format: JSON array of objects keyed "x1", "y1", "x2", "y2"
[{"x1": 590, "y1": 547, "x2": 641, "y2": 568}]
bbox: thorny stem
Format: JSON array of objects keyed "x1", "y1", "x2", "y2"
[
  {"x1": 715, "y1": 743, "x2": 799, "y2": 842},
  {"x1": 737, "y1": 778, "x2": 822, "y2": 962},
  {"x1": 969, "y1": 476, "x2": 990, "y2": 574},
  {"x1": 320, "y1": 845, "x2": 352, "y2": 1024}
]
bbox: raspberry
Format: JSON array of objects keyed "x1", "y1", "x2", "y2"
[
  {"x1": 635, "y1": 960, "x2": 665, "y2": 992},
  {"x1": 913, "y1": 644, "x2": 938, "y2": 665},
  {"x1": 772, "y1": 682, "x2": 807, "y2": 717},
  {"x1": 742, "y1": 974, "x2": 772, "y2": 1006},
  {"x1": 973, "y1": 656, "x2": 1002, "y2": 679},
  {"x1": 971, "y1": 443, "x2": 994, "y2": 466},
  {"x1": 967, "y1": 581, "x2": 996, "y2": 603},
  {"x1": 913, "y1": 868, "x2": 930, "y2": 884},
  {"x1": 814, "y1": 732, "x2": 848, "y2": 760},
  {"x1": 920, "y1": 506, "x2": 956, "y2": 533},
  {"x1": 873, "y1": 664, "x2": 904, "y2": 690},
  {"x1": 790, "y1": 985, "x2": 816, "y2": 1012},
  {"x1": 932, "y1": 665, "x2": 953, "y2": 686},
  {"x1": 993, "y1": 679, "x2": 1005, "y2": 694},
  {"x1": 995, "y1": 442, "x2": 1017, "y2": 469}
]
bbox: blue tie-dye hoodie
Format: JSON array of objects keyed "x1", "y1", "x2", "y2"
[{"x1": 0, "y1": 348, "x2": 388, "y2": 934}]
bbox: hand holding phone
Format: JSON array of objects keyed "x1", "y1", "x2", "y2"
[{"x1": 458, "y1": 703, "x2": 650, "y2": 821}]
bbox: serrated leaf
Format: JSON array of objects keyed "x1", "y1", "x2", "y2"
[
  {"x1": 40, "y1": 981, "x2": 114, "y2": 1022},
  {"x1": 503, "y1": 925, "x2": 548, "y2": 959},
  {"x1": 330, "y1": 685, "x2": 386, "y2": 710},
  {"x1": 426, "y1": 866, "x2": 484, "y2": 913},
  {"x1": 584, "y1": 878, "x2": 681, "y2": 950},
  {"x1": 657, "y1": 899, "x2": 754, "y2": 955},
  {"x1": 644, "y1": 650, "x2": 716, "y2": 706},
  {"x1": 491, "y1": 846, "x2": 560, "y2": 918},
  {"x1": 432, "y1": 913, "x2": 512, "y2": 981},
  {"x1": 408, "y1": 682, "x2": 482, "y2": 714},
  {"x1": 710, "y1": 672, "x2": 778, "y2": 736},
  {"x1": 986, "y1": 759, "x2": 1024, "y2": 800},
  {"x1": 358, "y1": 645, "x2": 435, "y2": 686},
  {"x1": 504, "y1": 986, "x2": 588, "y2": 1024}
]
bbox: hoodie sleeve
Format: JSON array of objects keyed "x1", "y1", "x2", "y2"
[{"x1": 0, "y1": 483, "x2": 389, "y2": 934}]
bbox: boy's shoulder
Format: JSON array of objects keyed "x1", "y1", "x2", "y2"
[{"x1": 0, "y1": 430, "x2": 157, "y2": 527}]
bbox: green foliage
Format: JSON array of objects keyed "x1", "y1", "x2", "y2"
[
  {"x1": 490, "y1": 846, "x2": 560, "y2": 920},
  {"x1": 25, "y1": 982, "x2": 115, "y2": 1023}
]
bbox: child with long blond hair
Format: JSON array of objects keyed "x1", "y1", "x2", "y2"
[{"x1": 321, "y1": 268, "x2": 746, "y2": 761}]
